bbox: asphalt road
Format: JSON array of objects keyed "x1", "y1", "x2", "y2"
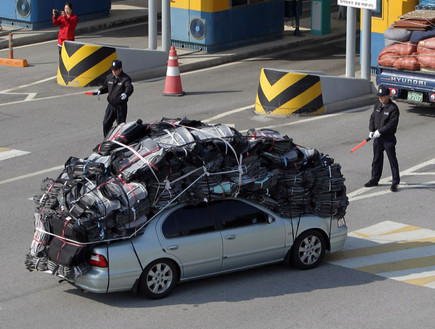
[{"x1": 1, "y1": 25, "x2": 434, "y2": 329}]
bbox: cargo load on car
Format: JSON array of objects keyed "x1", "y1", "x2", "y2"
[{"x1": 25, "y1": 118, "x2": 348, "y2": 279}]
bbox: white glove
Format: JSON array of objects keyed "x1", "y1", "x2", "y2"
[
  {"x1": 121, "y1": 93, "x2": 127, "y2": 100},
  {"x1": 369, "y1": 131, "x2": 374, "y2": 139},
  {"x1": 373, "y1": 130, "x2": 381, "y2": 139}
]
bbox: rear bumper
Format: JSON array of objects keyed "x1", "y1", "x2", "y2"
[
  {"x1": 72, "y1": 267, "x2": 141, "y2": 293},
  {"x1": 72, "y1": 267, "x2": 110, "y2": 293}
]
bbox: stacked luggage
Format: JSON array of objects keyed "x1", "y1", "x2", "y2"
[
  {"x1": 25, "y1": 118, "x2": 348, "y2": 279},
  {"x1": 379, "y1": 10, "x2": 435, "y2": 70}
]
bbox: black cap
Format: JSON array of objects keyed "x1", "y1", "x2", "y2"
[
  {"x1": 377, "y1": 86, "x2": 390, "y2": 97},
  {"x1": 111, "y1": 59, "x2": 122, "y2": 70}
]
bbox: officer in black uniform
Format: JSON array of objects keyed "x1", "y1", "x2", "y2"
[
  {"x1": 364, "y1": 85, "x2": 400, "y2": 192},
  {"x1": 96, "y1": 60, "x2": 134, "y2": 137}
]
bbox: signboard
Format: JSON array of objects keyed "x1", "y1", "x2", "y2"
[{"x1": 337, "y1": 0, "x2": 377, "y2": 10}]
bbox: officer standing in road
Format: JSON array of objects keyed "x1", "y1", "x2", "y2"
[
  {"x1": 364, "y1": 85, "x2": 400, "y2": 192},
  {"x1": 96, "y1": 60, "x2": 134, "y2": 137}
]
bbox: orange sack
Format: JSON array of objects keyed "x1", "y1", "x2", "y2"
[
  {"x1": 417, "y1": 37, "x2": 435, "y2": 68},
  {"x1": 416, "y1": 53, "x2": 435, "y2": 68},
  {"x1": 378, "y1": 53, "x2": 398, "y2": 67},
  {"x1": 418, "y1": 37, "x2": 435, "y2": 51},
  {"x1": 379, "y1": 41, "x2": 417, "y2": 57},
  {"x1": 394, "y1": 55, "x2": 420, "y2": 70}
]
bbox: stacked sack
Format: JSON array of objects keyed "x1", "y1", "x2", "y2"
[
  {"x1": 377, "y1": 41, "x2": 420, "y2": 70},
  {"x1": 416, "y1": 37, "x2": 435, "y2": 69},
  {"x1": 25, "y1": 118, "x2": 348, "y2": 279},
  {"x1": 378, "y1": 22, "x2": 435, "y2": 71}
]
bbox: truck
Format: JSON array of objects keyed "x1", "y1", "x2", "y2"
[
  {"x1": 374, "y1": 6, "x2": 435, "y2": 107},
  {"x1": 376, "y1": 66, "x2": 435, "y2": 106}
]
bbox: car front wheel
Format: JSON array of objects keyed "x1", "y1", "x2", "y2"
[
  {"x1": 291, "y1": 230, "x2": 325, "y2": 270},
  {"x1": 139, "y1": 259, "x2": 178, "y2": 299}
]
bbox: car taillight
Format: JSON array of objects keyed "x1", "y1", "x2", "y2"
[
  {"x1": 389, "y1": 88, "x2": 397, "y2": 96},
  {"x1": 90, "y1": 254, "x2": 108, "y2": 267},
  {"x1": 430, "y1": 93, "x2": 435, "y2": 102}
]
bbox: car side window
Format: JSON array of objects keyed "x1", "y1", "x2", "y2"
[
  {"x1": 162, "y1": 204, "x2": 216, "y2": 238},
  {"x1": 210, "y1": 200, "x2": 269, "y2": 229}
]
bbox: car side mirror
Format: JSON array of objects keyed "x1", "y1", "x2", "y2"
[{"x1": 268, "y1": 215, "x2": 274, "y2": 223}]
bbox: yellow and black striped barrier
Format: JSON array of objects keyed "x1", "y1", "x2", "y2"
[
  {"x1": 57, "y1": 41, "x2": 117, "y2": 87},
  {"x1": 254, "y1": 68, "x2": 324, "y2": 116}
]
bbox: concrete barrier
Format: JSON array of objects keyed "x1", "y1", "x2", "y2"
[
  {"x1": 254, "y1": 68, "x2": 377, "y2": 116},
  {"x1": 57, "y1": 41, "x2": 168, "y2": 87}
]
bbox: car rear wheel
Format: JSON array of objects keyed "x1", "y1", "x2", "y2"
[
  {"x1": 291, "y1": 230, "x2": 325, "y2": 269},
  {"x1": 139, "y1": 259, "x2": 178, "y2": 299}
]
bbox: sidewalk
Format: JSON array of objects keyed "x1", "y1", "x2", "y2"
[{"x1": 0, "y1": 1, "x2": 351, "y2": 73}]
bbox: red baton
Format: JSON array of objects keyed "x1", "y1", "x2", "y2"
[{"x1": 351, "y1": 138, "x2": 371, "y2": 153}]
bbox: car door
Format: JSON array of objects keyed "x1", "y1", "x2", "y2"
[
  {"x1": 210, "y1": 200, "x2": 286, "y2": 271},
  {"x1": 157, "y1": 204, "x2": 223, "y2": 279}
]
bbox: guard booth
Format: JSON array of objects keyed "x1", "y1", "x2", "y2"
[
  {"x1": 170, "y1": 0, "x2": 285, "y2": 52},
  {"x1": 368, "y1": 0, "x2": 419, "y2": 71},
  {"x1": 0, "y1": 0, "x2": 110, "y2": 30}
]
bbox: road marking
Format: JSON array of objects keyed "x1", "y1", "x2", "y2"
[
  {"x1": 0, "y1": 165, "x2": 64, "y2": 186},
  {"x1": 326, "y1": 221, "x2": 435, "y2": 289},
  {"x1": 0, "y1": 76, "x2": 56, "y2": 93},
  {"x1": 0, "y1": 147, "x2": 30, "y2": 161},
  {"x1": 348, "y1": 157, "x2": 435, "y2": 202},
  {"x1": 0, "y1": 76, "x2": 87, "y2": 107},
  {"x1": 0, "y1": 90, "x2": 87, "y2": 107},
  {"x1": 203, "y1": 105, "x2": 253, "y2": 123}
]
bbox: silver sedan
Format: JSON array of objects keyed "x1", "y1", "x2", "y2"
[{"x1": 72, "y1": 198, "x2": 347, "y2": 299}]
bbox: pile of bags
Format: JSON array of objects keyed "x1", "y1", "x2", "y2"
[
  {"x1": 25, "y1": 118, "x2": 348, "y2": 279},
  {"x1": 379, "y1": 21, "x2": 435, "y2": 70}
]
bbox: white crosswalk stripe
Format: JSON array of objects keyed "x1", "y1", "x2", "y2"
[
  {"x1": 325, "y1": 221, "x2": 435, "y2": 289},
  {"x1": 0, "y1": 147, "x2": 30, "y2": 161}
]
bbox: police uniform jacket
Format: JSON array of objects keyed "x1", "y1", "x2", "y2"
[
  {"x1": 369, "y1": 100, "x2": 399, "y2": 137},
  {"x1": 99, "y1": 71, "x2": 134, "y2": 106}
]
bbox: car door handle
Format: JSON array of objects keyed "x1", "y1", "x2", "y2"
[
  {"x1": 224, "y1": 235, "x2": 236, "y2": 240},
  {"x1": 167, "y1": 245, "x2": 179, "y2": 250}
]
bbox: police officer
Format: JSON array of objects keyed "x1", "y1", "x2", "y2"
[
  {"x1": 96, "y1": 60, "x2": 134, "y2": 137},
  {"x1": 364, "y1": 85, "x2": 400, "y2": 192}
]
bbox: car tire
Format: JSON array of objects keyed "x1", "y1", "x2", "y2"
[
  {"x1": 291, "y1": 230, "x2": 325, "y2": 270},
  {"x1": 139, "y1": 259, "x2": 179, "y2": 299}
]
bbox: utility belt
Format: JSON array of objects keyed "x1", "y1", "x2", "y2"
[{"x1": 107, "y1": 101, "x2": 126, "y2": 107}]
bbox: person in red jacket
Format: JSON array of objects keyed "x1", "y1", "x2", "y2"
[{"x1": 52, "y1": 2, "x2": 78, "y2": 56}]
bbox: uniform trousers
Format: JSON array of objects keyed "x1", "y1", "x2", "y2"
[
  {"x1": 103, "y1": 103, "x2": 127, "y2": 137},
  {"x1": 371, "y1": 135, "x2": 400, "y2": 184}
]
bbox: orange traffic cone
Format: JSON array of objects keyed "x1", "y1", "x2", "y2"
[{"x1": 163, "y1": 46, "x2": 184, "y2": 96}]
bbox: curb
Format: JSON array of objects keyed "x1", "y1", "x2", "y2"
[
  {"x1": 178, "y1": 33, "x2": 348, "y2": 74},
  {"x1": 0, "y1": 15, "x2": 148, "y2": 50}
]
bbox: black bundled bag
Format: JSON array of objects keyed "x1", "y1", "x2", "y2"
[
  {"x1": 145, "y1": 121, "x2": 178, "y2": 136},
  {"x1": 48, "y1": 214, "x2": 89, "y2": 267},
  {"x1": 64, "y1": 156, "x2": 106, "y2": 179},
  {"x1": 119, "y1": 144, "x2": 167, "y2": 182},
  {"x1": 94, "y1": 120, "x2": 146, "y2": 155},
  {"x1": 246, "y1": 128, "x2": 295, "y2": 155},
  {"x1": 190, "y1": 124, "x2": 247, "y2": 155},
  {"x1": 312, "y1": 192, "x2": 341, "y2": 218},
  {"x1": 310, "y1": 163, "x2": 345, "y2": 193},
  {"x1": 33, "y1": 177, "x2": 64, "y2": 212},
  {"x1": 151, "y1": 126, "x2": 197, "y2": 155},
  {"x1": 188, "y1": 174, "x2": 237, "y2": 202},
  {"x1": 156, "y1": 153, "x2": 187, "y2": 180},
  {"x1": 161, "y1": 117, "x2": 208, "y2": 129},
  {"x1": 335, "y1": 186, "x2": 349, "y2": 219},
  {"x1": 260, "y1": 148, "x2": 304, "y2": 170}
]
